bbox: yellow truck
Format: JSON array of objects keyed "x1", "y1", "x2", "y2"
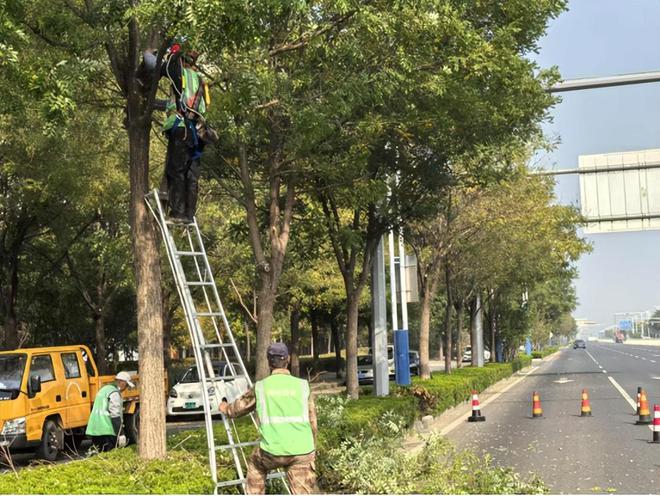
[{"x1": 0, "y1": 345, "x2": 140, "y2": 460}]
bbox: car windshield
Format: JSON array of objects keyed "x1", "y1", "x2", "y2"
[
  {"x1": 0, "y1": 354, "x2": 26, "y2": 390},
  {"x1": 357, "y1": 356, "x2": 372, "y2": 366},
  {"x1": 179, "y1": 362, "x2": 228, "y2": 384}
]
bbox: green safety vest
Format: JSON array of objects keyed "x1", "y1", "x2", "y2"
[
  {"x1": 255, "y1": 374, "x2": 315, "y2": 456},
  {"x1": 163, "y1": 67, "x2": 206, "y2": 131},
  {"x1": 86, "y1": 384, "x2": 120, "y2": 436}
]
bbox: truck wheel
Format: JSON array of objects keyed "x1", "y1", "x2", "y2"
[
  {"x1": 124, "y1": 407, "x2": 139, "y2": 445},
  {"x1": 36, "y1": 419, "x2": 63, "y2": 461}
]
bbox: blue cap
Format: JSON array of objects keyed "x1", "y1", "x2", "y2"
[{"x1": 267, "y1": 342, "x2": 289, "y2": 358}]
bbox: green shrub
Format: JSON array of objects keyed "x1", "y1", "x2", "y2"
[
  {"x1": 320, "y1": 434, "x2": 546, "y2": 494},
  {"x1": 0, "y1": 449, "x2": 212, "y2": 494}
]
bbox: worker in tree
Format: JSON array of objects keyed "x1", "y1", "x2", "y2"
[
  {"x1": 86, "y1": 371, "x2": 133, "y2": 452},
  {"x1": 161, "y1": 41, "x2": 211, "y2": 224},
  {"x1": 219, "y1": 343, "x2": 318, "y2": 494}
]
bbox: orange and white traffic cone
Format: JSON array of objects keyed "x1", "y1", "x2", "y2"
[
  {"x1": 532, "y1": 391, "x2": 543, "y2": 418},
  {"x1": 637, "y1": 386, "x2": 642, "y2": 416},
  {"x1": 580, "y1": 389, "x2": 592, "y2": 417},
  {"x1": 467, "y1": 390, "x2": 486, "y2": 422},
  {"x1": 637, "y1": 390, "x2": 652, "y2": 425},
  {"x1": 649, "y1": 404, "x2": 660, "y2": 443}
]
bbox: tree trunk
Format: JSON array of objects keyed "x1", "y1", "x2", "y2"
[
  {"x1": 490, "y1": 291, "x2": 497, "y2": 363},
  {"x1": 162, "y1": 289, "x2": 173, "y2": 374},
  {"x1": 94, "y1": 312, "x2": 109, "y2": 374},
  {"x1": 330, "y1": 313, "x2": 342, "y2": 379},
  {"x1": 290, "y1": 304, "x2": 301, "y2": 377},
  {"x1": 443, "y1": 295, "x2": 453, "y2": 374},
  {"x1": 311, "y1": 309, "x2": 320, "y2": 368},
  {"x1": 456, "y1": 300, "x2": 463, "y2": 369},
  {"x1": 2, "y1": 255, "x2": 19, "y2": 350},
  {"x1": 128, "y1": 123, "x2": 166, "y2": 460},
  {"x1": 255, "y1": 278, "x2": 276, "y2": 380},
  {"x1": 419, "y1": 287, "x2": 433, "y2": 379},
  {"x1": 437, "y1": 340, "x2": 443, "y2": 361},
  {"x1": 345, "y1": 293, "x2": 360, "y2": 399}
]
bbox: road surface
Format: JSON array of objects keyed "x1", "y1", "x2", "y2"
[{"x1": 446, "y1": 343, "x2": 660, "y2": 494}]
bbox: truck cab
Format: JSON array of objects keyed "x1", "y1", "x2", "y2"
[{"x1": 0, "y1": 345, "x2": 140, "y2": 461}]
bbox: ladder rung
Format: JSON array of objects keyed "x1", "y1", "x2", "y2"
[
  {"x1": 216, "y1": 472, "x2": 286, "y2": 488},
  {"x1": 201, "y1": 343, "x2": 234, "y2": 349},
  {"x1": 195, "y1": 312, "x2": 224, "y2": 317},
  {"x1": 175, "y1": 250, "x2": 204, "y2": 256},
  {"x1": 186, "y1": 281, "x2": 214, "y2": 286},
  {"x1": 215, "y1": 440, "x2": 260, "y2": 450}
]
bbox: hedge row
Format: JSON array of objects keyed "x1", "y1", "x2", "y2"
[
  {"x1": 402, "y1": 355, "x2": 532, "y2": 414},
  {"x1": 531, "y1": 346, "x2": 559, "y2": 359}
]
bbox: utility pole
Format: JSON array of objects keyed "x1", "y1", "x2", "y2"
[
  {"x1": 471, "y1": 293, "x2": 485, "y2": 367},
  {"x1": 370, "y1": 237, "x2": 389, "y2": 396}
]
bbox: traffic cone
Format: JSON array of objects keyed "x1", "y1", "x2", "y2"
[
  {"x1": 580, "y1": 389, "x2": 592, "y2": 417},
  {"x1": 532, "y1": 391, "x2": 543, "y2": 418},
  {"x1": 637, "y1": 386, "x2": 642, "y2": 416},
  {"x1": 467, "y1": 390, "x2": 486, "y2": 422},
  {"x1": 636, "y1": 390, "x2": 652, "y2": 424},
  {"x1": 649, "y1": 404, "x2": 660, "y2": 443}
]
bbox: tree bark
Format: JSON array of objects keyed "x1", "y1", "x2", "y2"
[
  {"x1": 128, "y1": 122, "x2": 166, "y2": 460},
  {"x1": 330, "y1": 312, "x2": 342, "y2": 378},
  {"x1": 419, "y1": 288, "x2": 433, "y2": 379},
  {"x1": 255, "y1": 280, "x2": 276, "y2": 379},
  {"x1": 2, "y1": 255, "x2": 19, "y2": 350},
  {"x1": 94, "y1": 312, "x2": 109, "y2": 374},
  {"x1": 443, "y1": 264, "x2": 453, "y2": 374},
  {"x1": 490, "y1": 290, "x2": 497, "y2": 363},
  {"x1": 456, "y1": 300, "x2": 464, "y2": 369},
  {"x1": 290, "y1": 304, "x2": 301, "y2": 377},
  {"x1": 310, "y1": 309, "x2": 320, "y2": 368},
  {"x1": 345, "y1": 292, "x2": 360, "y2": 398}
]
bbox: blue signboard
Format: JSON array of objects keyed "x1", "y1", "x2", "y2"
[{"x1": 619, "y1": 319, "x2": 632, "y2": 331}]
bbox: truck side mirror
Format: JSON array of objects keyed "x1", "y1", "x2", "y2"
[{"x1": 28, "y1": 374, "x2": 41, "y2": 397}]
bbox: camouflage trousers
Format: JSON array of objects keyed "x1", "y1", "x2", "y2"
[{"x1": 246, "y1": 448, "x2": 317, "y2": 495}]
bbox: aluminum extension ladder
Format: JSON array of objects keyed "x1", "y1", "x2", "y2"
[{"x1": 145, "y1": 190, "x2": 289, "y2": 495}]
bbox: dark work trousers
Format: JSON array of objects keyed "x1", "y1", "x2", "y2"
[
  {"x1": 165, "y1": 125, "x2": 203, "y2": 221},
  {"x1": 91, "y1": 435, "x2": 118, "y2": 452}
]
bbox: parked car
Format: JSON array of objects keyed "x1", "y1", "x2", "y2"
[
  {"x1": 167, "y1": 361, "x2": 248, "y2": 417},
  {"x1": 461, "y1": 346, "x2": 491, "y2": 363},
  {"x1": 356, "y1": 355, "x2": 374, "y2": 384},
  {"x1": 573, "y1": 339, "x2": 586, "y2": 349},
  {"x1": 408, "y1": 351, "x2": 420, "y2": 376}
]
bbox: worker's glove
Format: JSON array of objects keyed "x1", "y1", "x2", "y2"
[{"x1": 117, "y1": 435, "x2": 127, "y2": 448}]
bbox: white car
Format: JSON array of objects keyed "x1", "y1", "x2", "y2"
[
  {"x1": 167, "y1": 361, "x2": 249, "y2": 417},
  {"x1": 461, "y1": 346, "x2": 491, "y2": 363}
]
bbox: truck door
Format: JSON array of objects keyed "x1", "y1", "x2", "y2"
[
  {"x1": 60, "y1": 352, "x2": 89, "y2": 427},
  {"x1": 26, "y1": 355, "x2": 63, "y2": 441}
]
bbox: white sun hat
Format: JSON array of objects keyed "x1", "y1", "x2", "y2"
[{"x1": 115, "y1": 371, "x2": 135, "y2": 388}]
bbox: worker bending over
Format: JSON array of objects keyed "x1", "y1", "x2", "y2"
[
  {"x1": 220, "y1": 343, "x2": 318, "y2": 494},
  {"x1": 86, "y1": 371, "x2": 133, "y2": 452}
]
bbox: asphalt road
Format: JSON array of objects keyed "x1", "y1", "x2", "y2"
[{"x1": 446, "y1": 342, "x2": 660, "y2": 494}]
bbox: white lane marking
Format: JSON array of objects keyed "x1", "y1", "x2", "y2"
[
  {"x1": 651, "y1": 360, "x2": 657, "y2": 364},
  {"x1": 607, "y1": 376, "x2": 637, "y2": 411},
  {"x1": 439, "y1": 367, "x2": 537, "y2": 436},
  {"x1": 598, "y1": 365, "x2": 603, "y2": 369},
  {"x1": 602, "y1": 370, "x2": 607, "y2": 373},
  {"x1": 553, "y1": 378, "x2": 574, "y2": 384},
  {"x1": 635, "y1": 356, "x2": 640, "y2": 359},
  {"x1": 652, "y1": 377, "x2": 660, "y2": 380},
  {"x1": 585, "y1": 350, "x2": 601, "y2": 368}
]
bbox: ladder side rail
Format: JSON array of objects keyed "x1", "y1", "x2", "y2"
[
  {"x1": 145, "y1": 193, "x2": 220, "y2": 486},
  {"x1": 192, "y1": 223, "x2": 255, "y2": 389},
  {"x1": 166, "y1": 229, "x2": 248, "y2": 490},
  {"x1": 183, "y1": 228, "x2": 235, "y2": 367}
]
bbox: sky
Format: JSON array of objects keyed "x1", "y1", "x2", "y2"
[{"x1": 533, "y1": 0, "x2": 660, "y2": 333}]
